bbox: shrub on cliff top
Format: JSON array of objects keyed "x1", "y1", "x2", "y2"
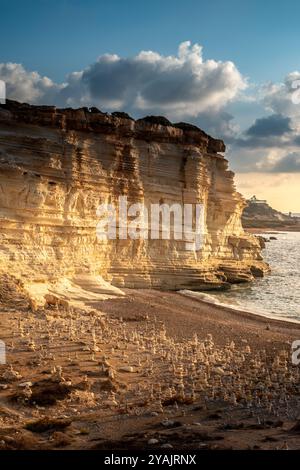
[
  {"x1": 112, "y1": 111, "x2": 134, "y2": 121},
  {"x1": 137, "y1": 115, "x2": 172, "y2": 126}
]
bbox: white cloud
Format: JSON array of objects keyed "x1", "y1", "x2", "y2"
[
  {"x1": 0, "y1": 63, "x2": 63, "y2": 104},
  {"x1": 0, "y1": 42, "x2": 246, "y2": 121},
  {"x1": 2, "y1": 46, "x2": 300, "y2": 178},
  {"x1": 262, "y1": 72, "x2": 300, "y2": 121},
  {"x1": 226, "y1": 72, "x2": 300, "y2": 174}
]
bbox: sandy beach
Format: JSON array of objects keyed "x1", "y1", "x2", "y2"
[
  {"x1": 1, "y1": 287, "x2": 300, "y2": 451},
  {"x1": 99, "y1": 289, "x2": 300, "y2": 347}
]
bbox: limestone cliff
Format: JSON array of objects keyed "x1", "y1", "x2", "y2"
[{"x1": 0, "y1": 100, "x2": 268, "y2": 304}]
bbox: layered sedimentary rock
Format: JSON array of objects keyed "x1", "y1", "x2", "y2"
[{"x1": 0, "y1": 100, "x2": 268, "y2": 301}]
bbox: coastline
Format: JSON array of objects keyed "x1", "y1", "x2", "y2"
[
  {"x1": 179, "y1": 289, "x2": 300, "y2": 326},
  {"x1": 98, "y1": 289, "x2": 300, "y2": 348},
  {"x1": 245, "y1": 226, "x2": 300, "y2": 233}
]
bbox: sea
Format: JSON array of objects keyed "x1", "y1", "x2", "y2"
[{"x1": 184, "y1": 231, "x2": 300, "y2": 322}]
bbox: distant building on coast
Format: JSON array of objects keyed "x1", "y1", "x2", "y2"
[
  {"x1": 286, "y1": 212, "x2": 300, "y2": 218},
  {"x1": 248, "y1": 195, "x2": 267, "y2": 204}
]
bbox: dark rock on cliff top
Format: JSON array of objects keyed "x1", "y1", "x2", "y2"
[
  {"x1": 111, "y1": 111, "x2": 134, "y2": 121},
  {"x1": 207, "y1": 138, "x2": 226, "y2": 153},
  {"x1": 0, "y1": 100, "x2": 226, "y2": 153},
  {"x1": 89, "y1": 106, "x2": 103, "y2": 114},
  {"x1": 174, "y1": 122, "x2": 225, "y2": 153},
  {"x1": 137, "y1": 115, "x2": 173, "y2": 126},
  {"x1": 173, "y1": 122, "x2": 204, "y2": 133}
]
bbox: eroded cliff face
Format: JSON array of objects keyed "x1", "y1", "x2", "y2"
[{"x1": 0, "y1": 101, "x2": 268, "y2": 303}]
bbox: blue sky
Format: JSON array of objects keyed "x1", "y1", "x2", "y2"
[
  {"x1": 1, "y1": 0, "x2": 300, "y2": 210},
  {"x1": 1, "y1": 0, "x2": 300, "y2": 83}
]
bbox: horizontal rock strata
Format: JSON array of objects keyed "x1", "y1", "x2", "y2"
[{"x1": 0, "y1": 100, "x2": 268, "y2": 298}]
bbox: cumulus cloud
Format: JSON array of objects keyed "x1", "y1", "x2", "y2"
[
  {"x1": 246, "y1": 114, "x2": 292, "y2": 137},
  {"x1": 267, "y1": 152, "x2": 300, "y2": 173},
  {"x1": 0, "y1": 63, "x2": 63, "y2": 104},
  {"x1": 193, "y1": 110, "x2": 239, "y2": 139},
  {"x1": 69, "y1": 41, "x2": 247, "y2": 118},
  {"x1": 228, "y1": 74, "x2": 300, "y2": 172},
  {"x1": 2, "y1": 46, "x2": 300, "y2": 177},
  {"x1": 0, "y1": 42, "x2": 246, "y2": 121},
  {"x1": 262, "y1": 72, "x2": 300, "y2": 118},
  {"x1": 229, "y1": 114, "x2": 293, "y2": 152},
  {"x1": 229, "y1": 141, "x2": 300, "y2": 174}
]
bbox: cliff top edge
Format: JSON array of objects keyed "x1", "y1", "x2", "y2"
[{"x1": 0, "y1": 100, "x2": 226, "y2": 154}]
